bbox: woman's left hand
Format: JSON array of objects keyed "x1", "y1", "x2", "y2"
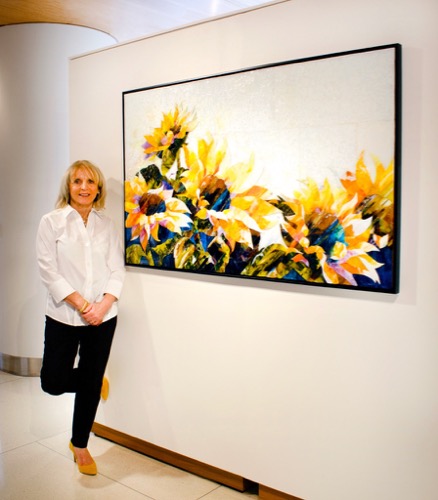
[
  {"x1": 81, "y1": 302, "x2": 107, "y2": 326},
  {"x1": 81, "y1": 294, "x2": 116, "y2": 326}
]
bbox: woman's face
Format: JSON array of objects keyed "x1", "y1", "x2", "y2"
[{"x1": 69, "y1": 167, "x2": 99, "y2": 211}]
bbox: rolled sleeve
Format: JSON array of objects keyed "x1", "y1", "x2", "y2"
[
  {"x1": 36, "y1": 215, "x2": 75, "y2": 303},
  {"x1": 49, "y1": 278, "x2": 76, "y2": 304},
  {"x1": 104, "y1": 221, "x2": 126, "y2": 300}
]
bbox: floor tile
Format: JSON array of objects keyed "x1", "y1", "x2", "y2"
[
  {"x1": 41, "y1": 432, "x2": 223, "y2": 499},
  {"x1": 0, "y1": 376, "x2": 73, "y2": 453},
  {"x1": 0, "y1": 372, "x2": 21, "y2": 384},
  {"x1": 41, "y1": 432, "x2": 242, "y2": 500},
  {"x1": 0, "y1": 441, "x2": 151, "y2": 499},
  {"x1": 92, "y1": 436, "x2": 219, "y2": 500},
  {"x1": 201, "y1": 484, "x2": 259, "y2": 499}
]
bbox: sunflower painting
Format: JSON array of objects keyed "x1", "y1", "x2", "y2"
[{"x1": 123, "y1": 44, "x2": 401, "y2": 293}]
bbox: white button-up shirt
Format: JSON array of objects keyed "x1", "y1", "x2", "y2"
[{"x1": 36, "y1": 205, "x2": 125, "y2": 326}]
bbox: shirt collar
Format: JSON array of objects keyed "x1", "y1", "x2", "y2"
[{"x1": 61, "y1": 205, "x2": 103, "y2": 219}]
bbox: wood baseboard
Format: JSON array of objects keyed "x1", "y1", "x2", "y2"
[
  {"x1": 259, "y1": 484, "x2": 304, "y2": 500},
  {"x1": 92, "y1": 422, "x2": 304, "y2": 499},
  {"x1": 92, "y1": 422, "x2": 249, "y2": 491}
]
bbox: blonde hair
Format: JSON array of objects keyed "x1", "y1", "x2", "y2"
[{"x1": 56, "y1": 160, "x2": 107, "y2": 210}]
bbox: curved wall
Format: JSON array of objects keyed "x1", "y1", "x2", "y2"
[{"x1": 0, "y1": 24, "x2": 115, "y2": 369}]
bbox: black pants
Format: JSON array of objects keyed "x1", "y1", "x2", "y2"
[{"x1": 40, "y1": 315, "x2": 117, "y2": 448}]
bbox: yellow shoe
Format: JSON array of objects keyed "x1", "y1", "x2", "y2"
[
  {"x1": 101, "y1": 377, "x2": 109, "y2": 401},
  {"x1": 69, "y1": 442, "x2": 97, "y2": 476}
]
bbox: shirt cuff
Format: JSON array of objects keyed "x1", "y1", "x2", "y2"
[
  {"x1": 49, "y1": 278, "x2": 76, "y2": 304},
  {"x1": 104, "y1": 279, "x2": 124, "y2": 300}
]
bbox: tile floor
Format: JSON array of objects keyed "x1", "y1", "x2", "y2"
[{"x1": 0, "y1": 370, "x2": 258, "y2": 499}]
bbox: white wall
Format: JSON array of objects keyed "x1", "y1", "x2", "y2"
[
  {"x1": 0, "y1": 24, "x2": 115, "y2": 359},
  {"x1": 69, "y1": 1, "x2": 438, "y2": 499}
]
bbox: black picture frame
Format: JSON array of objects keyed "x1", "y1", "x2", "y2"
[{"x1": 123, "y1": 43, "x2": 401, "y2": 293}]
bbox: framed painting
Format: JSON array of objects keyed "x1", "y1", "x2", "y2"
[{"x1": 123, "y1": 43, "x2": 401, "y2": 293}]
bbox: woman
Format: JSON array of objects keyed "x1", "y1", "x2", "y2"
[{"x1": 36, "y1": 160, "x2": 125, "y2": 475}]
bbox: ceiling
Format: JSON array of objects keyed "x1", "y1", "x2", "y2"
[{"x1": 0, "y1": 0, "x2": 279, "y2": 43}]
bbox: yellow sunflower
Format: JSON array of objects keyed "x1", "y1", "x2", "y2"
[
  {"x1": 142, "y1": 106, "x2": 196, "y2": 160},
  {"x1": 280, "y1": 178, "x2": 383, "y2": 285},
  {"x1": 181, "y1": 138, "x2": 283, "y2": 250},
  {"x1": 341, "y1": 153, "x2": 394, "y2": 247},
  {"x1": 125, "y1": 176, "x2": 192, "y2": 250}
]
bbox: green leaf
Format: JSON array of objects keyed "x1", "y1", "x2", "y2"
[
  {"x1": 241, "y1": 244, "x2": 286, "y2": 276},
  {"x1": 126, "y1": 244, "x2": 146, "y2": 264}
]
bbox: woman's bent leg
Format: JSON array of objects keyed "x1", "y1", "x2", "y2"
[
  {"x1": 71, "y1": 317, "x2": 117, "y2": 448},
  {"x1": 40, "y1": 316, "x2": 80, "y2": 395}
]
